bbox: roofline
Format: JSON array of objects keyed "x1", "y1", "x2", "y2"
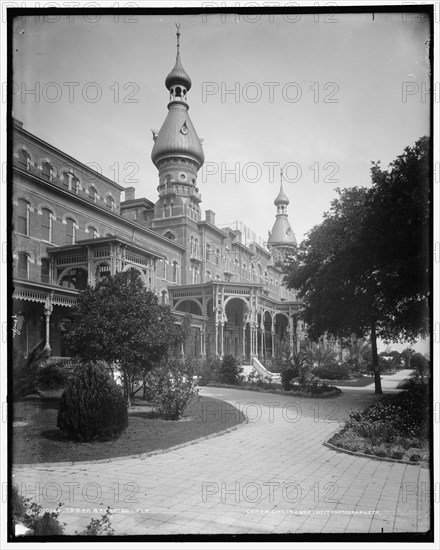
[
  {"x1": 13, "y1": 164, "x2": 186, "y2": 253},
  {"x1": 13, "y1": 121, "x2": 126, "y2": 191}
]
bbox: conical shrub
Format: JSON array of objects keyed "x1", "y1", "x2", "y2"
[{"x1": 57, "y1": 362, "x2": 127, "y2": 441}]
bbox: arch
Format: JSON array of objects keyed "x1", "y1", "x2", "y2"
[
  {"x1": 174, "y1": 299, "x2": 203, "y2": 316},
  {"x1": 85, "y1": 223, "x2": 99, "y2": 238},
  {"x1": 122, "y1": 264, "x2": 147, "y2": 282},
  {"x1": 16, "y1": 198, "x2": 30, "y2": 235},
  {"x1": 15, "y1": 145, "x2": 34, "y2": 163},
  {"x1": 17, "y1": 251, "x2": 29, "y2": 279},
  {"x1": 57, "y1": 266, "x2": 88, "y2": 287},
  {"x1": 89, "y1": 185, "x2": 98, "y2": 202},
  {"x1": 223, "y1": 295, "x2": 250, "y2": 322},
  {"x1": 164, "y1": 231, "x2": 175, "y2": 240},
  {"x1": 61, "y1": 212, "x2": 79, "y2": 226},
  {"x1": 35, "y1": 202, "x2": 58, "y2": 220},
  {"x1": 273, "y1": 311, "x2": 290, "y2": 322},
  {"x1": 17, "y1": 147, "x2": 32, "y2": 169}
]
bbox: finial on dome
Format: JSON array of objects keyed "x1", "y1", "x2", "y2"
[
  {"x1": 274, "y1": 169, "x2": 289, "y2": 207},
  {"x1": 176, "y1": 22, "x2": 180, "y2": 57},
  {"x1": 165, "y1": 23, "x2": 192, "y2": 92}
]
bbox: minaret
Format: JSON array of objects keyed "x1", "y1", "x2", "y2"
[
  {"x1": 267, "y1": 169, "x2": 297, "y2": 258},
  {"x1": 151, "y1": 24, "x2": 204, "y2": 222}
]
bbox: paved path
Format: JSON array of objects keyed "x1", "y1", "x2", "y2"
[{"x1": 13, "y1": 370, "x2": 430, "y2": 535}]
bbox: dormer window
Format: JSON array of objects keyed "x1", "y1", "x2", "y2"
[
  {"x1": 18, "y1": 149, "x2": 31, "y2": 169},
  {"x1": 89, "y1": 186, "x2": 97, "y2": 203},
  {"x1": 42, "y1": 162, "x2": 54, "y2": 181},
  {"x1": 107, "y1": 196, "x2": 115, "y2": 212}
]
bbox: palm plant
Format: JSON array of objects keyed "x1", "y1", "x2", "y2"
[
  {"x1": 305, "y1": 341, "x2": 338, "y2": 369},
  {"x1": 347, "y1": 338, "x2": 372, "y2": 373}
]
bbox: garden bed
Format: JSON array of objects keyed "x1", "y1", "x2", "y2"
[
  {"x1": 205, "y1": 382, "x2": 342, "y2": 398},
  {"x1": 12, "y1": 394, "x2": 245, "y2": 465},
  {"x1": 328, "y1": 381, "x2": 429, "y2": 464}
]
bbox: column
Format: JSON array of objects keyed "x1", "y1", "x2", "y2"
[
  {"x1": 242, "y1": 323, "x2": 246, "y2": 360},
  {"x1": 44, "y1": 292, "x2": 53, "y2": 352},
  {"x1": 215, "y1": 322, "x2": 219, "y2": 357},
  {"x1": 220, "y1": 322, "x2": 225, "y2": 357},
  {"x1": 289, "y1": 317, "x2": 294, "y2": 355},
  {"x1": 271, "y1": 323, "x2": 275, "y2": 358}
]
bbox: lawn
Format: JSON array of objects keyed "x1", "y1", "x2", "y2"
[
  {"x1": 13, "y1": 394, "x2": 245, "y2": 465},
  {"x1": 328, "y1": 381, "x2": 429, "y2": 463}
]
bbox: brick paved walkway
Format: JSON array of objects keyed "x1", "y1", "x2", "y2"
[{"x1": 12, "y1": 370, "x2": 430, "y2": 535}]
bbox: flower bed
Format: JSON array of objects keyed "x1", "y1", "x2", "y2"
[{"x1": 329, "y1": 381, "x2": 429, "y2": 463}]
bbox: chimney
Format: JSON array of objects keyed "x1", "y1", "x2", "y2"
[
  {"x1": 205, "y1": 210, "x2": 216, "y2": 225},
  {"x1": 125, "y1": 187, "x2": 135, "y2": 201}
]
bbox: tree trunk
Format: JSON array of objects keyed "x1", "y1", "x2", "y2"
[{"x1": 371, "y1": 321, "x2": 383, "y2": 394}]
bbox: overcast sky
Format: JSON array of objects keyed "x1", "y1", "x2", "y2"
[
  {"x1": 12, "y1": 11, "x2": 430, "y2": 243},
  {"x1": 11, "y1": 10, "x2": 431, "y2": 353}
]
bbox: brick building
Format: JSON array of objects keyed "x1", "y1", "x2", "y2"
[{"x1": 11, "y1": 29, "x2": 306, "y2": 365}]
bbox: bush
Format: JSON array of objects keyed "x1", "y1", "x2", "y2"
[
  {"x1": 146, "y1": 357, "x2": 198, "y2": 420},
  {"x1": 281, "y1": 366, "x2": 297, "y2": 391},
  {"x1": 218, "y1": 354, "x2": 243, "y2": 385},
  {"x1": 313, "y1": 362, "x2": 350, "y2": 380},
  {"x1": 57, "y1": 362, "x2": 128, "y2": 442}
]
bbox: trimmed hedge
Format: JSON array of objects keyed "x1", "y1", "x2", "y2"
[{"x1": 57, "y1": 362, "x2": 128, "y2": 442}]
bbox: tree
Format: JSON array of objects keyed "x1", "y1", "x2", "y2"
[
  {"x1": 284, "y1": 136, "x2": 430, "y2": 395},
  {"x1": 64, "y1": 269, "x2": 183, "y2": 404}
]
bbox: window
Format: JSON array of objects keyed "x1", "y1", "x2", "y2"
[
  {"x1": 195, "y1": 238, "x2": 199, "y2": 259},
  {"x1": 192, "y1": 264, "x2": 199, "y2": 284},
  {"x1": 42, "y1": 162, "x2": 53, "y2": 181},
  {"x1": 96, "y1": 263, "x2": 110, "y2": 282},
  {"x1": 89, "y1": 186, "x2": 97, "y2": 203},
  {"x1": 235, "y1": 258, "x2": 239, "y2": 274},
  {"x1": 65, "y1": 218, "x2": 76, "y2": 244},
  {"x1": 172, "y1": 261, "x2": 178, "y2": 283},
  {"x1": 41, "y1": 208, "x2": 52, "y2": 242},
  {"x1": 89, "y1": 226, "x2": 98, "y2": 239},
  {"x1": 72, "y1": 177, "x2": 80, "y2": 194},
  {"x1": 107, "y1": 196, "x2": 115, "y2": 211},
  {"x1": 41, "y1": 258, "x2": 50, "y2": 283},
  {"x1": 17, "y1": 199, "x2": 29, "y2": 235},
  {"x1": 161, "y1": 290, "x2": 168, "y2": 305},
  {"x1": 242, "y1": 263, "x2": 247, "y2": 277},
  {"x1": 60, "y1": 268, "x2": 88, "y2": 290},
  {"x1": 216, "y1": 248, "x2": 220, "y2": 265},
  {"x1": 18, "y1": 149, "x2": 31, "y2": 169},
  {"x1": 206, "y1": 270, "x2": 212, "y2": 281},
  {"x1": 215, "y1": 274, "x2": 221, "y2": 281},
  {"x1": 191, "y1": 236, "x2": 195, "y2": 257},
  {"x1": 17, "y1": 253, "x2": 28, "y2": 279},
  {"x1": 162, "y1": 259, "x2": 167, "y2": 279}
]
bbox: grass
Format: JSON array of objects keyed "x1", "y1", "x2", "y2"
[
  {"x1": 328, "y1": 381, "x2": 429, "y2": 463},
  {"x1": 13, "y1": 393, "x2": 245, "y2": 465}
]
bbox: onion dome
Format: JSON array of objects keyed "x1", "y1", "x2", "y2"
[
  {"x1": 274, "y1": 184, "x2": 289, "y2": 206},
  {"x1": 267, "y1": 177, "x2": 297, "y2": 247},
  {"x1": 151, "y1": 103, "x2": 204, "y2": 168},
  {"x1": 165, "y1": 54, "x2": 192, "y2": 92}
]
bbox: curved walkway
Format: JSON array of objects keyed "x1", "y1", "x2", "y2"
[{"x1": 13, "y1": 370, "x2": 430, "y2": 535}]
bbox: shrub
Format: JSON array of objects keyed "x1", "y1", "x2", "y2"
[
  {"x1": 313, "y1": 362, "x2": 350, "y2": 380},
  {"x1": 57, "y1": 362, "x2": 128, "y2": 442},
  {"x1": 218, "y1": 354, "x2": 243, "y2": 385},
  {"x1": 281, "y1": 367, "x2": 297, "y2": 391},
  {"x1": 146, "y1": 357, "x2": 198, "y2": 420},
  {"x1": 33, "y1": 514, "x2": 65, "y2": 536},
  {"x1": 76, "y1": 507, "x2": 115, "y2": 536}
]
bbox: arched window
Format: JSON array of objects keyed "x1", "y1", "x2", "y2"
[
  {"x1": 172, "y1": 261, "x2": 178, "y2": 284},
  {"x1": 257, "y1": 264, "x2": 263, "y2": 283},
  {"x1": 264, "y1": 270, "x2": 268, "y2": 285},
  {"x1": 107, "y1": 196, "x2": 115, "y2": 212},
  {"x1": 250, "y1": 263, "x2": 256, "y2": 283},
  {"x1": 235, "y1": 258, "x2": 239, "y2": 274},
  {"x1": 63, "y1": 171, "x2": 76, "y2": 191},
  {"x1": 161, "y1": 290, "x2": 168, "y2": 305},
  {"x1": 17, "y1": 252, "x2": 28, "y2": 279},
  {"x1": 192, "y1": 264, "x2": 199, "y2": 284},
  {"x1": 206, "y1": 270, "x2": 212, "y2": 281},
  {"x1": 242, "y1": 263, "x2": 247, "y2": 277},
  {"x1": 60, "y1": 268, "x2": 88, "y2": 290},
  {"x1": 41, "y1": 208, "x2": 52, "y2": 242},
  {"x1": 215, "y1": 274, "x2": 221, "y2": 281},
  {"x1": 162, "y1": 258, "x2": 167, "y2": 279},
  {"x1": 17, "y1": 199, "x2": 29, "y2": 235},
  {"x1": 72, "y1": 176, "x2": 80, "y2": 194},
  {"x1": 190, "y1": 236, "x2": 195, "y2": 257},
  {"x1": 42, "y1": 162, "x2": 53, "y2": 181},
  {"x1": 89, "y1": 186, "x2": 97, "y2": 203},
  {"x1": 195, "y1": 238, "x2": 199, "y2": 259},
  {"x1": 41, "y1": 258, "x2": 50, "y2": 283},
  {"x1": 89, "y1": 226, "x2": 98, "y2": 239},
  {"x1": 165, "y1": 231, "x2": 175, "y2": 240},
  {"x1": 216, "y1": 248, "x2": 220, "y2": 265},
  {"x1": 18, "y1": 149, "x2": 31, "y2": 169},
  {"x1": 65, "y1": 218, "x2": 76, "y2": 245}
]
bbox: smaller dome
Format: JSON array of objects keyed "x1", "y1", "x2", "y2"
[
  {"x1": 274, "y1": 184, "x2": 289, "y2": 206},
  {"x1": 165, "y1": 54, "x2": 192, "y2": 92}
]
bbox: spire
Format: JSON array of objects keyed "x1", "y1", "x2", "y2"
[
  {"x1": 274, "y1": 168, "x2": 289, "y2": 208},
  {"x1": 151, "y1": 26, "x2": 204, "y2": 174},
  {"x1": 165, "y1": 23, "x2": 192, "y2": 93},
  {"x1": 267, "y1": 171, "x2": 297, "y2": 248}
]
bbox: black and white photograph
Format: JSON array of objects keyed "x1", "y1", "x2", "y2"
[{"x1": 3, "y1": 2, "x2": 437, "y2": 546}]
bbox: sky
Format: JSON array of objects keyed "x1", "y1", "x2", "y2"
[{"x1": 9, "y1": 9, "x2": 432, "y2": 353}]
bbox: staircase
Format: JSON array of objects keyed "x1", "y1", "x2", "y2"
[{"x1": 242, "y1": 356, "x2": 281, "y2": 383}]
